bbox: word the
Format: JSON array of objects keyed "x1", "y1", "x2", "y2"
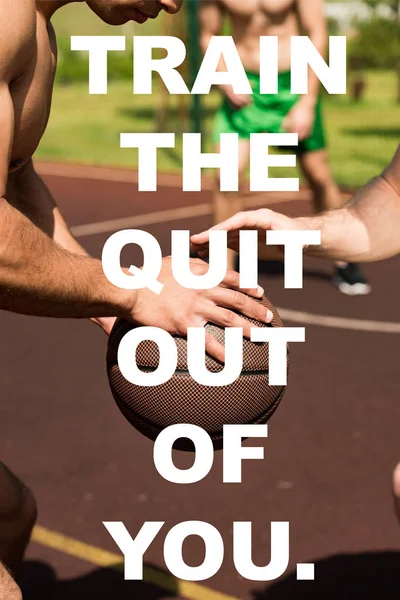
[
  {"x1": 120, "y1": 132, "x2": 300, "y2": 192},
  {"x1": 71, "y1": 35, "x2": 346, "y2": 96}
]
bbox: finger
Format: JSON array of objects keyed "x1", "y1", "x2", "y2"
[
  {"x1": 191, "y1": 211, "x2": 264, "y2": 245},
  {"x1": 210, "y1": 287, "x2": 273, "y2": 326},
  {"x1": 190, "y1": 240, "x2": 209, "y2": 256},
  {"x1": 204, "y1": 332, "x2": 225, "y2": 363},
  {"x1": 205, "y1": 303, "x2": 270, "y2": 340},
  {"x1": 191, "y1": 234, "x2": 241, "y2": 256},
  {"x1": 221, "y1": 268, "x2": 264, "y2": 299}
]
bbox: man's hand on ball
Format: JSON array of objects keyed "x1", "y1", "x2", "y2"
[
  {"x1": 191, "y1": 209, "x2": 309, "y2": 261},
  {"x1": 123, "y1": 257, "x2": 272, "y2": 363}
]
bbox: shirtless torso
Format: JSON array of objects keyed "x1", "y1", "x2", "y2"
[{"x1": 217, "y1": 0, "x2": 299, "y2": 72}]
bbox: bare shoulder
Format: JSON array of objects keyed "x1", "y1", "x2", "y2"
[{"x1": 0, "y1": 0, "x2": 36, "y2": 82}]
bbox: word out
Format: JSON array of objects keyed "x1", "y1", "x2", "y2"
[{"x1": 117, "y1": 325, "x2": 304, "y2": 387}]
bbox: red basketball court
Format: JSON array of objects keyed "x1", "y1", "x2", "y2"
[{"x1": 2, "y1": 162, "x2": 399, "y2": 600}]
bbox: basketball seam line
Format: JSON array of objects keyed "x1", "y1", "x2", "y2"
[
  {"x1": 110, "y1": 376, "x2": 286, "y2": 438},
  {"x1": 132, "y1": 368, "x2": 271, "y2": 376}
]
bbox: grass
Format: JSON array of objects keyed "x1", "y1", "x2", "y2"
[
  {"x1": 36, "y1": 69, "x2": 400, "y2": 189},
  {"x1": 40, "y1": 3, "x2": 400, "y2": 188}
]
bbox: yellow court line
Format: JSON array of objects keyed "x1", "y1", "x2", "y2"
[{"x1": 31, "y1": 525, "x2": 240, "y2": 600}]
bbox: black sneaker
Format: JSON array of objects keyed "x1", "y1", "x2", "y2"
[{"x1": 331, "y1": 263, "x2": 371, "y2": 296}]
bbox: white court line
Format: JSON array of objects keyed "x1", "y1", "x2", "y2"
[
  {"x1": 71, "y1": 196, "x2": 302, "y2": 238},
  {"x1": 71, "y1": 203, "x2": 212, "y2": 237},
  {"x1": 278, "y1": 307, "x2": 400, "y2": 334}
]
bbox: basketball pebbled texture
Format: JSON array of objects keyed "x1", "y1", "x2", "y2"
[{"x1": 106, "y1": 296, "x2": 288, "y2": 451}]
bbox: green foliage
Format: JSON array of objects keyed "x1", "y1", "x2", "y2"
[
  {"x1": 363, "y1": 0, "x2": 400, "y2": 17},
  {"x1": 327, "y1": 16, "x2": 340, "y2": 36},
  {"x1": 348, "y1": 16, "x2": 400, "y2": 69}
]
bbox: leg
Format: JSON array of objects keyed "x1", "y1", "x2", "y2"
[
  {"x1": 298, "y1": 149, "x2": 343, "y2": 213},
  {"x1": 214, "y1": 139, "x2": 250, "y2": 271},
  {"x1": 298, "y1": 150, "x2": 371, "y2": 295},
  {"x1": 0, "y1": 462, "x2": 37, "y2": 587}
]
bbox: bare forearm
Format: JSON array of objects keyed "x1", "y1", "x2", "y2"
[
  {"x1": 11, "y1": 163, "x2": 89, "y2": 257},
  {"x1": 300, "y1": 173, "x2": 400, "y2": 263},
  {"x1": 0, "y1": 198, "x2": 129, "y2": 319}
]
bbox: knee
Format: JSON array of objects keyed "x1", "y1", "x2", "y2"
[{"x1": 0, "y1": 466, "x2": 37, "y2": 539}]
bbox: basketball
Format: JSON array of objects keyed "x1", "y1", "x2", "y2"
[{"x1": 106, "y1": 296, "x2": 288, "y2": 451}]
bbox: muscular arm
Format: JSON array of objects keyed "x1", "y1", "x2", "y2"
[
  {"x1": 0, "y1": 0, "x2": 134, "y2": 322},
  {"x1": 0, "y1": 199, "x2": 125, "y2": 317},
  {"x1": 302, "y1": 147, "x2": 400, "y2": 262},
  {"x1": 5, "y1": 161, "x2": 119, "y2": 330},
  {"x1": 9, "y1": 160, "x2": 91, "y2": 257},
  {"x1": 0, "y1": 0, "x2": 271, "y2": 362},
  {"x1": 297, "y1": 0, "x2": 327, "y2": 106},
  {"x1": 0, "y1": 87, "x2": 129, "y2": 319},
  {"x1": 191, "y1": 147, "x2": 400, "y2": 264},
  {"x1": 199, "y1": 0, "x2": 224, "y2": 55}
]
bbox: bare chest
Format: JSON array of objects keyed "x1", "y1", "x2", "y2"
[
  {"x1": 221, "y1": 0, "x2": 297, "y2": 33},
  {"x1": 9, "y1": 12, "x2": 57, "y2": 173}
]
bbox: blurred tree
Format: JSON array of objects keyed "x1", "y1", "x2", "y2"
[
  {"x1": 349, "y1": 1, "x2": 400, "y2": 102},
  {"x1": 326, "y1": 16, "x2": 340, "y2": 36},
  {"x1": 363, "y1": 0, "x2": 400, "y2": 18}
]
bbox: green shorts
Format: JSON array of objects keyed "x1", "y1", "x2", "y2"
[{"x1": 214, "y1": 71, "x2": 326, "y2": 153}]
